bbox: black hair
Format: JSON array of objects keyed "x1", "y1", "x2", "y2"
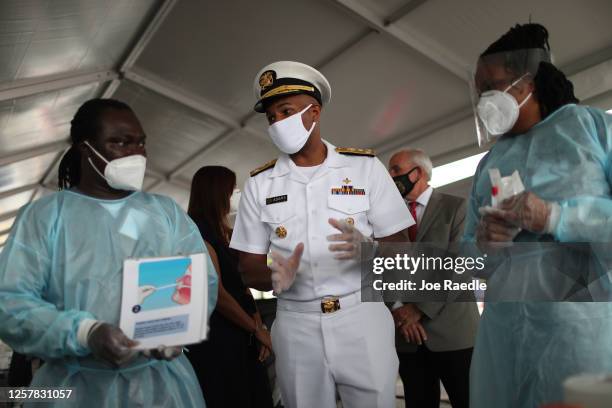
[
  {"x1": 58, "y1": 98, "x2": 133, "y2": 190},
  {"x1": 481, "y1": 23, "x2": 579, "y2": 119}
]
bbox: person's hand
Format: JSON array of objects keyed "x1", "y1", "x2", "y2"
[
  {"x1": 270, "y1": 243, "x2": 304, "y2": 295},
  {"x1": 138, "y1": 285, "x2": 156, "y2": 304},
  {"x1": 142, "y1": 345, "x2": 182, "y2": 361},
  {"x1": 499, "y1": 191, "x2": 557, "y2": 234},
  {"x1": 87, "y1": 323, "x2": 138, "y2": 366},
  {"x1": 391, "y1": 304, "x2": 422, "y2": 328},
  {"x1": 400, "y1": 321, "x2": 428, "y2": 345},
  {"x1": 254, "y1": 326, "x2": 273, "y2": 362},
  {"x1": 476, "y1": 211, "x2": 520, "y2": 243},
  {"x1": 327, "y1": 218, "x2": 374, "y2": 260}
]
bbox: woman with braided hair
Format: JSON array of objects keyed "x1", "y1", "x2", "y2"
[{"x1": 464, "y1": 23, "x2": 612, "y2": 406}]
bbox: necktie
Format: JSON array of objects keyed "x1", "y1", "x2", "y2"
[{"x1": 408, "y1": 201, "x2": 418, "y2": 242}]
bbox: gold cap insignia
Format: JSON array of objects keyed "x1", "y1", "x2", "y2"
[
  {"x1": 343, "y1": 178, "x2": 351, "y2": 184},
  {"x1": 346, "y1": 217, "x2": 355, "y2": 226},
  {"x1": 259, "y1": 70, "x2": 275, "y2": 90},
  {"x1": 275, "y1": 226, "x2": 287, "y2": 239}
]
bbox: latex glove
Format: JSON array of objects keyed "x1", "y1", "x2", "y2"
[
  {"x1": 142, "y1": 345, "x2": 182, "y2": 361},
  {"x1": 400, "y1": 321, "x2": 428, "y2": 345},
  {"x1": 87, "y1": 323, "x2": 138, "y2": 366},
  {"x1": 391, "y1": 304, "x2": 422, "y2": 328},
  {"x1": 270, "y1": 243, "x2": 304, "y2": 295},
  {"x1": 327, "y1": 218, "x2": 375, "y2": 260},
  {"x1": 499, "y1": 191, "x2": 559, "y2": 234},
  {"x1": 476, "y1": 210, "x2": 521, "y2": 243},
  {"x1": 138, "y1": 285, "x2": 156, "y2": 304}
]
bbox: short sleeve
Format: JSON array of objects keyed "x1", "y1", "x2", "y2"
[
  {"x1": 229, "y1": 177, "x2": 270, "y2": 254},
  {"x1": 367, "y1": 157, "x2": 414, "y2": 238}
]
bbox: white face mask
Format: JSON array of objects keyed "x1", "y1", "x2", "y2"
[
  {"x1": 267, "y1": 104, "x2": 316, "y2": 154},
  {"x1": 477, "y1": 74, "x2": 532, "y2": 136},
  {"x1": 84, "y1": 141, "x2": 147, "y2": 191},
  {"x1": 229, "y1": 188, "x2": 241, "y2": 213}
]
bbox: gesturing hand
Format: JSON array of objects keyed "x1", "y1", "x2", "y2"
[
  {"x1": 270, "y1": 243, "x2": 304, "y2": 295},
  {"x1": 327, "y1": 218, "x2": 374, "y2": 260}
]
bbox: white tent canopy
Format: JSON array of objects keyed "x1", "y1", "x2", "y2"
[{"x1": 1, "y1": 0, "x2": 612, "y2": 249}]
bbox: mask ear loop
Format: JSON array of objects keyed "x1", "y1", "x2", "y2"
[
  {"x1": 83, "y1": 141, "x2": 110, "y2": 182},
  {"x1": 503, "y1": 73, "x2": 533, "y2": 107},
  {"x1": 299, "y1": 103, "x2": 317, "y2": 133},
  {"x1": 503, "y1": 72, "x2": 530, "y2": 93}
]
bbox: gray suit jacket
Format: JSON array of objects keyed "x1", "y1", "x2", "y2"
[{"x1": 396, "y1": 189, "x2": 480, "y2": 353}]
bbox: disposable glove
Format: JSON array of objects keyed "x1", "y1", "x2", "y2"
[
  {"x1": 87, "y1": 323, "x2": 138, "y2": 366},
  {"x1": 142, "y1": 345, "x2": 182, "y2": 361},
  {"x1": 499, "y1": 191, "x2": 560, "y2": 234},
  {"x1": 270, "y1": 243, "x2": 304, "y2": 295},
  {"x1": 327, "y1": 218, "x2": 375, "y2": 260}
]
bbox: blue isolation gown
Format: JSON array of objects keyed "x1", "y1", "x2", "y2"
[
  {"x1": 464, "y1": 104, "x2": 612, "y2": 407},
  {"x1": 0, "y1": 190, "x2": 218, "y2": 407}
]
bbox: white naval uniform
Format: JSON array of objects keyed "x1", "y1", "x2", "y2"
[{"x1": 230, "y1": 139, "x2": 414, "y2": 408}]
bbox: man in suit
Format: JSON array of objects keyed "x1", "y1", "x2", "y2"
[{"x1": 388, "y1": 149, "x2": 479, "y2": 408}]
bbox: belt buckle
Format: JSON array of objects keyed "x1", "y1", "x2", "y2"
[{"x1": 321, "y1": 296, "x2": 340, "y2": 313}]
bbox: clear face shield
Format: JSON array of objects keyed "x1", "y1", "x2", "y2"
[{"x1": 469, "y1": 48, "x2": 551, "y2": 147}]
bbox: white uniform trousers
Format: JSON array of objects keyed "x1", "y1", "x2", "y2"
[{"x1": 271, "y1": 299, "x2": 398, "y2": 408}]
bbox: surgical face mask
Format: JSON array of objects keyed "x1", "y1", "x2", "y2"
[
  {"x1": 84, "y1": 141, "x2": 147, "y2": 191},
  {"x1": 476, "y1": 74, "x2": 532, "y2": 136},
  {"x1": 229, "y1": 188, "x2": 241, "y2": 213},
  {"x1": 267, "y1": 104, "x2": 316, "y2": 154},
  {"x1": 393, "y1": 167, "x2": 419, "y2": 197}
]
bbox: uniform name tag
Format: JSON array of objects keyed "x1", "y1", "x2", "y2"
[{"x1": 266, "y1": 195, "x2": 288, "y2": 205}]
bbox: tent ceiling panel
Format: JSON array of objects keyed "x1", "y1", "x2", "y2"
[
  {"x1": 0, "y1": 0, "x2": 160, "y2": 82},
  {"x1": 321, "y1": 33, "x2": 470, "y2": 148},
  {"x1": 143, "y1": 174, "x2": 159, "y2": 190},
  {"x1": 112, "y1": 80, "x2": 229, "y2": 175},
  {"x1": 0, "y1": 217, "x2": 16, "y2": 233},
  {"x1": 0, "y1": 150, "x2": 57, "y2": 194},
  {"x1": 395, "y1": 0, "x2": 612, "y2": 70},
  {"x1": 135, "y1": 0, "x2": 366, "y2": 114},
  {"x1": 176, "y1": 130, "x2": 279, "y2": 190},
  {"x1": 347, "y1": 0, "x2": 416, "y2": 20},
  {"x1": 149, "y1": 182, "x2": 190, "y2": 211},
  {"x1": 379, "y1": 116, "x2": 477, "y2": 166},
  {"x1": 0, "y1": 189, "x2": 33, "y2": 217},
  {"x1": 31, "y1": 185, "x2": 55, "y2": 202},
  {"x1": 0, "y1": 82, "x2": 104, "y2": 156},
  {"x1": 436, "y1": 177, "x2": 474, "y2": 199}
]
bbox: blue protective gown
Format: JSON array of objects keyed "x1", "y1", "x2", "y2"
[
  {"x1": 0, "y1": 190, "x2": 218, "y2": 407},
  {"x1": 464, "y1": 104, "x2": 612, "y2": 407}
]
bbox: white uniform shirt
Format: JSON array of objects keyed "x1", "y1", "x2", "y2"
[{"x1": 230, "y1": 140, "x2": 414, "y2": 301}]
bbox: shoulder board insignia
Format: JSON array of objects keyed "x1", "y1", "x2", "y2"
[
  {"x1": 335, "y1": 147, "x2": 375, "y2": 157},
  {"x1": 250, "y1": 159, "x2": 277, "y2": 177}
]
